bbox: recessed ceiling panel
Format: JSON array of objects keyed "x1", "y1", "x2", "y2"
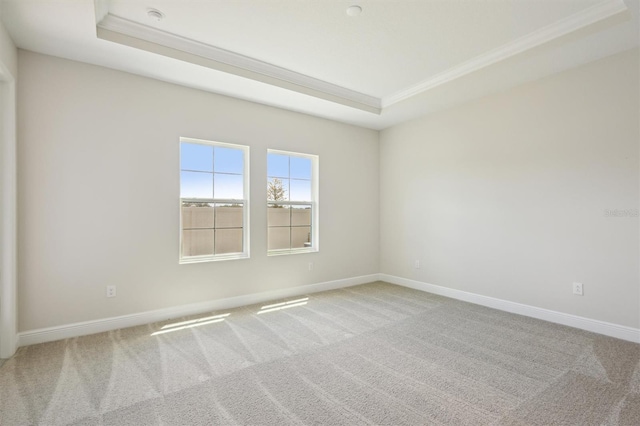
[
  {"x1": 107, "y1": 0, "x2": 605, "y2": 97},
  {"x1": 1, "y1": 0, "x2": 637, "y2": 129}
]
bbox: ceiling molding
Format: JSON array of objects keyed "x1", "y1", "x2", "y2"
[
  {"x1": 97, "y1": 13, "x2": 382, "y2": 114},
  {"x1": 381, "y1": 0, "x2": 628, "y2": 108},
  {"x1": 95, "y1": 0, "x2": 628, "y2": 115}
]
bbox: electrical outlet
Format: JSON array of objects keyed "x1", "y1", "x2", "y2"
[
  {"x1": 572, "y1": 282, "x2": 583, "y2": 296},
  {"x1": 308, "y1": 262, "x2": 314, "y2": 271},
  {"x1": 414, "y1": 260, "x2": 421, "y2": 269},
  {"x1": 106, "y1": 285, "x2": 117, "y2": 298}
]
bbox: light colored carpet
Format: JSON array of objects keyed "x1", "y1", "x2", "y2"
[{"x1": 1, "y1": 281, "x2": 638, "y2": 425}]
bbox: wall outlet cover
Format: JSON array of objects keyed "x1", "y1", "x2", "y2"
[{"x1": 573, "y1": 282, "x2": 583, "y2": 296}]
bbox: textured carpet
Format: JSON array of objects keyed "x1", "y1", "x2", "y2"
[{"x1": 1, "y1": 281, "x2": 639, "y2": 425}]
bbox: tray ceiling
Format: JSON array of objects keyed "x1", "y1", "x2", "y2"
[{"x1": 2, "y1": 0, "x2": 638, "y2": 129}]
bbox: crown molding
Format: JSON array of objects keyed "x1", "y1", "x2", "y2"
[
  {"x1": 96, "y1": 0, "x2": 627, "y2": 115},
  {"x1": 97, "y1": 13, "x2": 382, "y2": 114},
  {"x1": 381, "y1": 0, "x2": 628, "y2": 108}
]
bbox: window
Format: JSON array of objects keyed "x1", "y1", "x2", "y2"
[
  {"x1": 180, "y1": 137, "x2": 249, "y2": 263},
  {"x1": 267, "y1": 150, "x2": 318, "y2": 254}
]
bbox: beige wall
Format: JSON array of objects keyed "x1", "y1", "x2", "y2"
[
  {"x1": 0, "y1": 15, "x2": 17, "y2": 79},
  {"x1": 17, "y1": 51, "x2": 379, "y2": 331},
  {"x1": 15, "y1": 47, "x2": 640, "y2": 334},
  {"x1": 0, "y1": 13, "x2": 18, "y2": 357},
  {"x1": 380, "y1": 48, "x2": 640, "y2": 328}
]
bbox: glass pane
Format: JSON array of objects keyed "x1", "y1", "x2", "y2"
[
  {"x1": 290, "y1": 156, "x2": 312, "y2": 179},
  {"x1": 182, "y1": 202, "x2": 214, "y2": 229},
  {"x1": 267, "y1": 177, "x2": 289, "y2": 201},
  {"x1": 268, "y1": 204, "x2": 290, "y2": 227},
  {"x1": 182, "y1": 229, "x2": 214, "y2": 257},
  {"x1": 214, "y1": 146, "x2": 243, "y2": 174},
  {"x1": 290, "y1": 179, "x2": 311, "y2": 201},
  {"x1": 214, "y1": 173, "x2": 243, "y2": 199},
  {"x1": 291, "y1": 205, "x2": 311, "y2": 226},
  {"x1": 267, "y1": 153, "x2": 289, "y2": 178},
  {"x1": 215, "y1": 204, "x2": 243, "y2": 228},
  {"x1": 181, "y1": 171, "x2": 213, "y2": 199},
  {"x1": 291, "y1": 227, "x2": 312, "y2": 249},
  {"x1": 215, "y1": 229, "x2": 243, "y2": 254},
  {"x1": 181, "y1": 143, "x2": 213, "y2": 172},
  {"x1": 268, "y1": 227, "x2": 290, "y2": 250}
]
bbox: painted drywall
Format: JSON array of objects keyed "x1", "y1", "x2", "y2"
[
  {"x1": 17, "y1": 50, "x2": 379, "y2": 332},
  {"x1": 0, "y1": 14, "x2": 18, "y2": 357},
  {"x1": 380, "y1": 48, "x2": 640, "y2": 329},
  {"x1": 0, "y1": 15, "x2": 16, "y2": 79}
]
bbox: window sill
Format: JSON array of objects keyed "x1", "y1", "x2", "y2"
[
  {"x1": 268, "y1": 248, "x2": 318, "y2": 257},
  {"x1": 179, "y1": 253, "x2": 249, "y2": 264}
]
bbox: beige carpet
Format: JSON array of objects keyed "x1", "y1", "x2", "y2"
[{"x1": 1, "y1": 281, "x2": 639, "y2": 425}]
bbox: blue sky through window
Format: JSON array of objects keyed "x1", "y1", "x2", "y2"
[
  {"x1": 290, "y1": 179, "x2": 311, "y2": 201},
  {"x1": 214, "y1": 146, "x2": 243, "y2": 174},
  {"x1": 181, "y1": 171, "x2": 213, "y2": 199},
  {"x1": 290, "y1": 157, "x2": 311, "y2": 179},
  {"x1": 214, "y1": 173, "x2": 243, "y2": 199},
  {"x1": 181, "y1": 142, "x2": 244, "y2": 199},
  {"x1": 267, "y1": 154, "x2": 289, "y2": 178},
  {"x1": 181, "y1": 143, "x2": 212, "y2": 172},
  {"x1": 267, "y1": 152, "x2": 312, "y2": 202}
]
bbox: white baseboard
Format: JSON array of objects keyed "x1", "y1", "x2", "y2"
[
  {"x1": 17, "y1": 274, "x2": 379, "y2": 347},
  {"x1": 16, "y1": 272, "x2": 640, "y2": 348},
  {"x1": 381, "y1": 274, "x2": 640, "y2": 344}
]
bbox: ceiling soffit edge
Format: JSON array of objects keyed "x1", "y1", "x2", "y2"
[
  {"x1": 96, "y1": 13, "x2": 381, "y2": 114},
  {"x1": 381, "y1": 0, "x2": 628, "y2": 107},
  {"x1": 95, "y1": 0, "x2": 628, "y2": 114}
]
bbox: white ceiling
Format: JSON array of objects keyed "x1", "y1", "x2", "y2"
[{"x1": 1, "y1": 0, "x2": 639, "y2": 130}]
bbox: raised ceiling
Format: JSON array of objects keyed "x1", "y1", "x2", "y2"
[{"x1": 2, "y1": 0, "x2": 639, "y2": 129}]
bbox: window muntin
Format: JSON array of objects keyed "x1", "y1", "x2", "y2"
[
  {"x1": 180, "y1": 138, "x2": 249, "y2": 263},
  {"x1": 267, "y1": 150, "x2": 318, "y2": 254}
]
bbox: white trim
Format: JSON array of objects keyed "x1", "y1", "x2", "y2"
[
  {"x1": 96, "y1": 14, "x2": 381, "y2": 114},
  {"x1": 267, "y1": 248, "x2": 319, "y2": 257},
  {"x1": 17, "y1": 274, "x2": 379, "y2": 347},
  {"x1": 381, "y1": 274, "x2": 640, "y2": 344},
  {"x1": 178, "y1": 137, "x2": 250, "y2": 264},
  {"x1": 0, "y1": 74, "x2": 17, "y2": 359},
  {"x1": 18, "y1": 274, "x2": 640, "y2": 346},
  {"x1": 381, "y1": 0, "x2": 628, "y2": 107},
  {"x1": 95, "y1": 1, "x2": 626, "y2": 114},
  {"x1": 16, "y1": 273, "x2": 640, "y2": 347},
  {"x1": 267, "y1": 149, "x2": 319, "y2": 254}
]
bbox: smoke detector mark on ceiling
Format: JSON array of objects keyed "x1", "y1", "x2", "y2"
[
  {"x1": 87, "y1": 0, "x2": 630, "y2": 125},
  {"x1": 147, "y1": 9, "x2": 164, "y2": 22},
  {"x1": 346, "y1": 6, "x2": 362, "y2": 17}
]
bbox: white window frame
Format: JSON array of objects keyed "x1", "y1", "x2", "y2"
[
  {"x1": 267, "y1": 149, "x2": 319, "y2": 256},
  {"x1": 179, "y1": 137, "x2": 250, "y2": 264}
]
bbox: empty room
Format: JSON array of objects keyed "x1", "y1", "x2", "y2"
[{"x1": 1, "y1": 0, "x2": 639, "y2": 425}]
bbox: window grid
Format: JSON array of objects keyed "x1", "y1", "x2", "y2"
[
  {"x1": 180, "y1": 138, "x2": 249, "y2": 263},
  {"x1": 181, "y1": 202, "x2": 244, "y2": 256},
  {"x1": 267, "y1": 150, "x2": 317, "y2": 254}
]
